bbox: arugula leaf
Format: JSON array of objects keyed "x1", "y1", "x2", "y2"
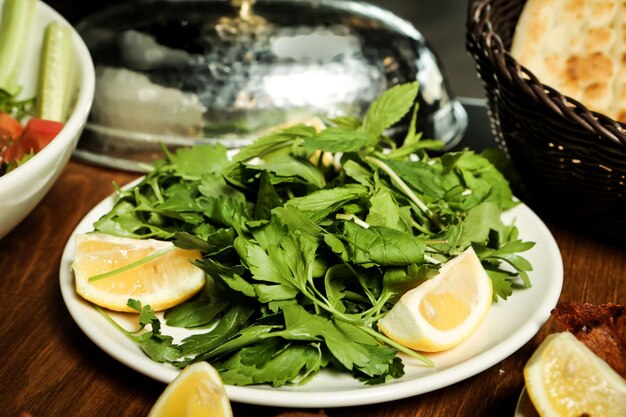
[
  {"x1": 175, "y1": 229, "x2": 236, "y2": 257},
  {"x1": 180, "y1": 324, "x2": 280, "y2": 366},
  {"x1": 180, "y1": 303, "x2": 255, "y2": 357},
  {"x1": 164, "y1": 297, "x2": 230, "y2": 328},
  {"x1": 441, "y1": 151, "x2": 516, "y2": 211},
  {"x1": 335, "y1": 222, "x2": 425, "y2": 266}
]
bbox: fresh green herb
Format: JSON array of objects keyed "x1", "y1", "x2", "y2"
[
  {"x1": 93, "y1": 82, "x2": 534, "y2": 386},
  {"x1": 97, "y1": 300, "x2": 181, "y2": 363},
  {"x1": 0, "y1": 90, "x2": 33, "y2": 120}
]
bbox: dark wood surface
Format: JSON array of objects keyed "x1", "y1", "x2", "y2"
[
  {"x1": 1, "y1": 143, "x2": 626, "y2": 417},
  {"x1": 2, "y1": 2, "x2": 624, "y2": 416}
]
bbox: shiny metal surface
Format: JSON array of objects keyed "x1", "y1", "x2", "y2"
[{"x1": 74, "y1": 0, "x2": 467, "y2": 171}]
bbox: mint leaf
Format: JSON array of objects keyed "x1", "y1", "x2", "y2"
[
  {"x1": 285, "y1": 185, "x2": 368, "y2": 223},
  {"x1": 302, "y1": 128, "x2": 375, "y2": 152},
  {"x1": 260, "y1": 155, "x2": 326, "y2": 189},
  {"x1": 360, "y1": 81, "x2": 419, "y2": 139},
  {"x1": 232, "y1": 124, "x2": 316, "y2": 163},
  {"x1": 381, "y1": 158, "x2": 446, "y2": 200},
  {"x1": 366, "y1": 189, "x2": 409, "y2": 232},
  {"x1": 337, "y1": 222, "x2": 425, "y2": 266}
]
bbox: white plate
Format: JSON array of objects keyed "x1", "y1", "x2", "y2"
[{"x1": 59, "y1": 194, "x2": 563, "y2": 408}]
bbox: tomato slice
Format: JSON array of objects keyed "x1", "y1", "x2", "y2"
[
  {"x1": 0, "y1": 112, "x2": 24, "y2": 140},
  {"x1": 0, "y1": 119, "x2": 63, "y2": 165},
  {"x1": 20, "y1": 118, "x2": 64, "y2": 153}
]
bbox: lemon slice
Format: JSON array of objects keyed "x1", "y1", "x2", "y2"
[
  {"x1": 148, "y1": 362, "x2": 232, "y2": 417},
  {"x1": 377, "y1": 247, "x2": 493, "y2": 352},
  {"x1": 524, "y1": 332, "x2": 626, "y2": 417},
  {"x1": 72, "y1": 233, "x2": 205, "y2": 312}
]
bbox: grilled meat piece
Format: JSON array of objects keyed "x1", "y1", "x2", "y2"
[{"x1": 551, "y1": 302, "x2": 626, "y2": 379}]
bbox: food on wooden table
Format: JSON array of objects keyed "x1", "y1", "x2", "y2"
[
  {"x1": 522, "y1": 302, "x2": 626, "y2": 417},
  {"x1": 523, "y1": 331, "x2": 626, "y2": 417},
  {"x1": 148, "y1": 362, "x2": 232, "y2": 417},
  {"x1": 510, "y1": 0, "x2": 626, "y2": 122},
  {"x1": 377, "y1": 247, "x2": 493, "y2": 352},
  {"x1": 72, "y1": 233, "x2": 205, "y2": 312},
  {"x1": 76, "y1": 82, "x2": 536, "y2": 387},
  {"x1": 0, "y1": 0, "x2": 74, "y2": 176},
  {"x1": 551, "y1": 301, "x2": 626, "y2": 378}
]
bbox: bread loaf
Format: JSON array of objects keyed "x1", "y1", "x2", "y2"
[{"x1": 510, "y1": 0, "x2": 626, "y2": 122}]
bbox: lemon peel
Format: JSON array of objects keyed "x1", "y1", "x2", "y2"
[
  {"x1": 72, "y1": 233, "x2": 205, "y2": 312},
  {"x1": 377, "y1": 247, "x2": 492, "y2": 352}
]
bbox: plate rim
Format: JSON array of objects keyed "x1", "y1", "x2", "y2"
[{"x1": 59, "y1": 187, "x2": 563, "y2": 408}]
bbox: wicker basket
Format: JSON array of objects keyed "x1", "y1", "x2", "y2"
[{"x1": 466, "y1": 0, "x2": 626, "y2": 241}]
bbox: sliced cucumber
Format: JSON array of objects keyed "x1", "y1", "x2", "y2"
[
  {"x1": 0, "y1": 0, "x2": 37, "y2": 96},
  {"x1": 36, "y1": 21, "x2": 74, "y2": 122}
]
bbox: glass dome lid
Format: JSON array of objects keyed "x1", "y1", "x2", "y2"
[{"x1": 74, "y1": 0, "x2": 467, "y2": 171}]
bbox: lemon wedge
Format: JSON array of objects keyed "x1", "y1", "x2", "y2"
[
  {"x1": 72, "y1": 233, "x2": 205, "y2": 312},
  {"x1": 524, "y1": 331, "x2": 626, "y2": 417},
  {"x1": 148, "y1": 362, "x2": 232, "y2": 417},
  {"x1": 377, "y1": 247, "x2": 493, "y2": 352}
]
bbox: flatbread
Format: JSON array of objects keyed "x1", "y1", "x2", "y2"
[{"x1": 510, "y1": 0, "x2": 626, "y2": 122}]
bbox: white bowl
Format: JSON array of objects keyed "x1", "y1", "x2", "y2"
[{"x1": 0, "y1": 1, "x2": 95, "y2": 239}]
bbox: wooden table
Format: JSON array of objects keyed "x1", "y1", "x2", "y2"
[{"x1": 1, "y1": 157, "x2": 625, "y2": 417}]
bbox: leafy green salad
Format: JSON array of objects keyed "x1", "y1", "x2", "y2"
[{"x1": 93, "y1": 82, "x2": 534, "y2": 386}]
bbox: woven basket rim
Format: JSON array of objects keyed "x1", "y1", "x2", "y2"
[{"x1": 467, "y1": 0, "x2": 626, "y2": 148}]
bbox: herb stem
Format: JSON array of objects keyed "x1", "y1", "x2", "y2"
[
  {"x1": 424, "y1": 254, "x2": 441, "y2": 265},
  {"x1": 411, "y1": 218, "x2": 430, "y2": 235},
  {"x1": 365, "y1": 156, "x2": 440, "y2": 228},
  {"x1": 359, "y1": 324, "x2": 434, "y2": 366},
  {"x1": 94, "y1": 304, "x2": 137, "y2": 341},
  {"x1": 362, "y1": 293, "x2": 391, "y2": 323},
  {"x1": 299, "y1": 284, "x2": 433, "y2": 366},
  {"x1": 336, "y1": 213, "x2": 370, "y2": 229},
  {"x1": 88, "y1": 245, "x2": 176, "y2": 282}
]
